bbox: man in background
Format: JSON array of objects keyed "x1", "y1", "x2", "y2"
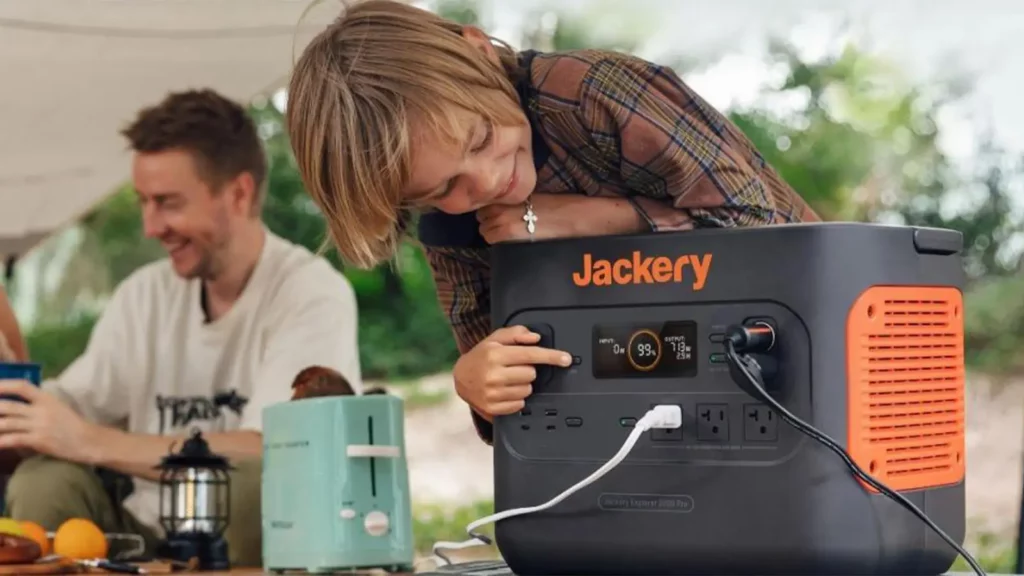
[{"x1": 0, "y1": 89, "x2": 362, "y2": 566}]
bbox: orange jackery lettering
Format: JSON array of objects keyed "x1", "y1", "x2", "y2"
[{"x1": 571, "y1": 251, "x2": 712, "y2": 289}]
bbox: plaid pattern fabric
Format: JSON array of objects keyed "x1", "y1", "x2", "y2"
[{"x1": 417, "y1": 49, "x2": 820, "y2": 443}]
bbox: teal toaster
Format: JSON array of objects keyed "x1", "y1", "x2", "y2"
[{"x1": 261, "y1": 393, "x2": 415, "y2": 574}]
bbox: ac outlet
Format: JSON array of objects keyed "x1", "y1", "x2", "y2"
[
  {"x1": 696, "y1": 404, "x2": 729, "y2": 441},
  {"x1": 744, "y1": 403, "x2": 778, "y2": 442}
]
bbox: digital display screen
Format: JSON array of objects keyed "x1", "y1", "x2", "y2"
[{"x1": 592, "y1": 321, "x2": 698, "y2": 379}]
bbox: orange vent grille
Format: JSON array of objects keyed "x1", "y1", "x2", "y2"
[{"x1": 846, "y1": 286, "x2": 966, "y2": 493}]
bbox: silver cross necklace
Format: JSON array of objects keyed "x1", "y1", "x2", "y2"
[{"x1": 522, "y1": 199, "x2": 538, "y2": 237}]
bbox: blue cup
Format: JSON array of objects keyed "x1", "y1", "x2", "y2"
[{"x1": 0, "y1": 362, "x2": 41, "y2": 402}]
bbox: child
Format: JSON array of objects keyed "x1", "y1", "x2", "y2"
[{"x1": 285, "y1": 0, "x2": 820, "y2": 444}]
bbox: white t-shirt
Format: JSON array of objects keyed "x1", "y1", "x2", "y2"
[{"x1": 41, "y1": 228, "x2": 362, "y2": 534}]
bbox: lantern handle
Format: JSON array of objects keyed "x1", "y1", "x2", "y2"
[
  {"x1": 154, "y1": 427, "x2": 231, "y2": 469},
  {"x1": 346, "y1": 445, "x2": 401, "y2": 458}
]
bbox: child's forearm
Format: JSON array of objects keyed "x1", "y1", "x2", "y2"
[{"x1": 574, "y1": 195, "x2": 649, "y2": 236}]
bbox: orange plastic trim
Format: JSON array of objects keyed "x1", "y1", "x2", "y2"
[{"x1": 846, "y1": 286, "x2": 966, "y2": 493}]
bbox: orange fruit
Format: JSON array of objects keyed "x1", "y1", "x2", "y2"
[
  {"x1": 18, "y1": 521, "x2": 49, "y2": 556},
  {"x1": 52, "y1": 518, "x2": 107, "y2": 560}
]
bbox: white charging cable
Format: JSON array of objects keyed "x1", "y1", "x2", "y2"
[{"x1": 429, "y1": 404, "x2": 683, "y2": 564}]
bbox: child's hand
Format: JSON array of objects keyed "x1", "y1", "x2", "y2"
[{"x1": 454, "y1": 325, "x2": 573, "y2": 419}]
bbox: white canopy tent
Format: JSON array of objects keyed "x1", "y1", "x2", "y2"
[{"x1": 0, "y1": 0, "x2": 346, "y2": 261}]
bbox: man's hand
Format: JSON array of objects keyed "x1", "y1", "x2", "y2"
[
  {"x1": 0, "y1": 380, "x2": 101, "y2": 465},
  {"x1": 476, "y1": 193, "x2": 645, "y2": 244},
  {"x1": 453, "y1": 326, "x2": 572, "y2": 419},
  {"x1": 0, "y1": 381, "x2": 262, "y2": 481}
]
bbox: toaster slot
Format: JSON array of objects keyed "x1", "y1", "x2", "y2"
[{"x1": 368, "y1": 416, "x2": 377, "y2": 498}]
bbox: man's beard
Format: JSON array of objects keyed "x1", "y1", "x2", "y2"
[
  {"x1": 182, "y1": 232, "x2": 230, "y2": 281},
  {"x1": 183, "y1": 250, "x2": 220, "y2": 280},
  {"x1": 183, "y1": 210, "x2": 232, "y2": 281}
]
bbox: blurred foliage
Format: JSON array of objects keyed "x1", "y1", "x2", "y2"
[
  {"x1": 726, "y1": 39, "x2": 1024, "y2": 271},
  {"x1": 952, "y1": 532, "x2": 1018, "y2": 574},
  {"x1": 962, "y1": 273, "x2": 1024, "y2": 373},
  {"x1": 23, "y1": 312, "x2": 98, "y2": 380},
  {"x1": 13, "y1": 0, "x2": 1024, "y2": 382}
]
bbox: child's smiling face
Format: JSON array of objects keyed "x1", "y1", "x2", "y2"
[
  {"x1": 285, "y1": 2, "x2": 539, "y2": 268},
  {"x1": 402, "y1": 104, "x2": 536, "y2": 214},
  {"x1": 401, "y1": 27, "x2": 536, "y2": 215}
]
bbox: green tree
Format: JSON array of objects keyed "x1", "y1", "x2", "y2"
[{"x1": 728, "y1": 39, "x2": 1023, "y2": 279}]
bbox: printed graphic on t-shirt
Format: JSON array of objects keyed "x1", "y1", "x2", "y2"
[{"x1": 155, "y1": 389, "x2": 249, "y2": 434}]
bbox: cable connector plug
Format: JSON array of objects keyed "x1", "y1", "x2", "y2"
[
  {"x1": 725, "y1": 321, "x2": 775, "y2": 354},
  {"x1": 646, "y1": 404, "x2": 682, "y2": 430},
  {"x1": 726, "y1": 341, "x2": 771, "y2": 402}
]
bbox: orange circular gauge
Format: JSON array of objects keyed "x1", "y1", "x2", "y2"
[{"x1": 627, "y1": 329, "x2": 662, "y2": 371}]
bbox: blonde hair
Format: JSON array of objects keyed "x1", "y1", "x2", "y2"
[{"x1": 287, "y1": 0, "x2": 527, "y2": 269}]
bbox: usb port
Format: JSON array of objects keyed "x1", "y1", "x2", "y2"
[
  {"x1": 545, "y1": 408, "x2": 558, "y2": 416},
  {"x1": 620, "y1": 417, "x2": 637, "y2": 428}
]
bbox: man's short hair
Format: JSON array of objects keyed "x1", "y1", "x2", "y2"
[{"x1": 121, "y1": 88, "x2": 268, "y2": 214}]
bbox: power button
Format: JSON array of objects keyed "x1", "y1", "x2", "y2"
[{"x1": 525, "y1": 323, "x2": 555, "y2": 386}]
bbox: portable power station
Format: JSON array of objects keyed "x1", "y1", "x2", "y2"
[
  {"x1": 485, "y1": 222, "x2": 969, "y2": 576},
  {"x1": 260, "y1": 394, "x2": 415, "y2": 574}
]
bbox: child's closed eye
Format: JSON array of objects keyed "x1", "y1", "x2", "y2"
[{"x1": 470, "y1": 121, "x2": 494, "y2": 153}]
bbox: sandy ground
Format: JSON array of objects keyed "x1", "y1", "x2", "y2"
[
  {"x1": 398, "y1": 372, "x2": 1024, "y2": 547},
  {"x1": 401, "y1": 373, "x2": 494, "y2": 504}
]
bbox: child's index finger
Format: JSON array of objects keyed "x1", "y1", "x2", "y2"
[{"x1": 506, "y1": 346, "x2": 572, "y2": 367}]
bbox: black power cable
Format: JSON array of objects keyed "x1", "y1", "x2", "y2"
[
  {"x1": 723, "y1": 324, "x2": 986, "y2": 576},
  {"x1": 1016, "y1": 456, "x2": 1024, "y2": 573}
]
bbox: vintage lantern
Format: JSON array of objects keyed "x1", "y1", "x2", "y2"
[{"x1": 156, "y1": 428, "x2": 232, "y2": 571}]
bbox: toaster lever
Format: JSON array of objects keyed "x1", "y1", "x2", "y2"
[{"x1": 347, "y1": 445, "x2": 402, "y2": 458}]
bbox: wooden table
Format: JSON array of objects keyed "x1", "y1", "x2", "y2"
[
  {"x1": 0, "y1": 561, "x2": 424, "y2": 575},
  {"x1": 179, "y1": 572, "x2": 266, "y2": 575},
  {"x1": 181, "y1": 572, "x2": 265, "y2": 575},
  {"x1": 0, "y1": 558, "x2": 494, "y2": 576},
  {"x1": 178, "y1": 565, "x2": 413, "y2": 569},
  {"x1": 176, "y1": 565, "x2": 399, "y2": 569}
]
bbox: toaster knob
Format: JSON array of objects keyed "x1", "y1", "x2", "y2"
[{"x1": 364, "y1": 510, "x2": 389, "y2": 536}]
